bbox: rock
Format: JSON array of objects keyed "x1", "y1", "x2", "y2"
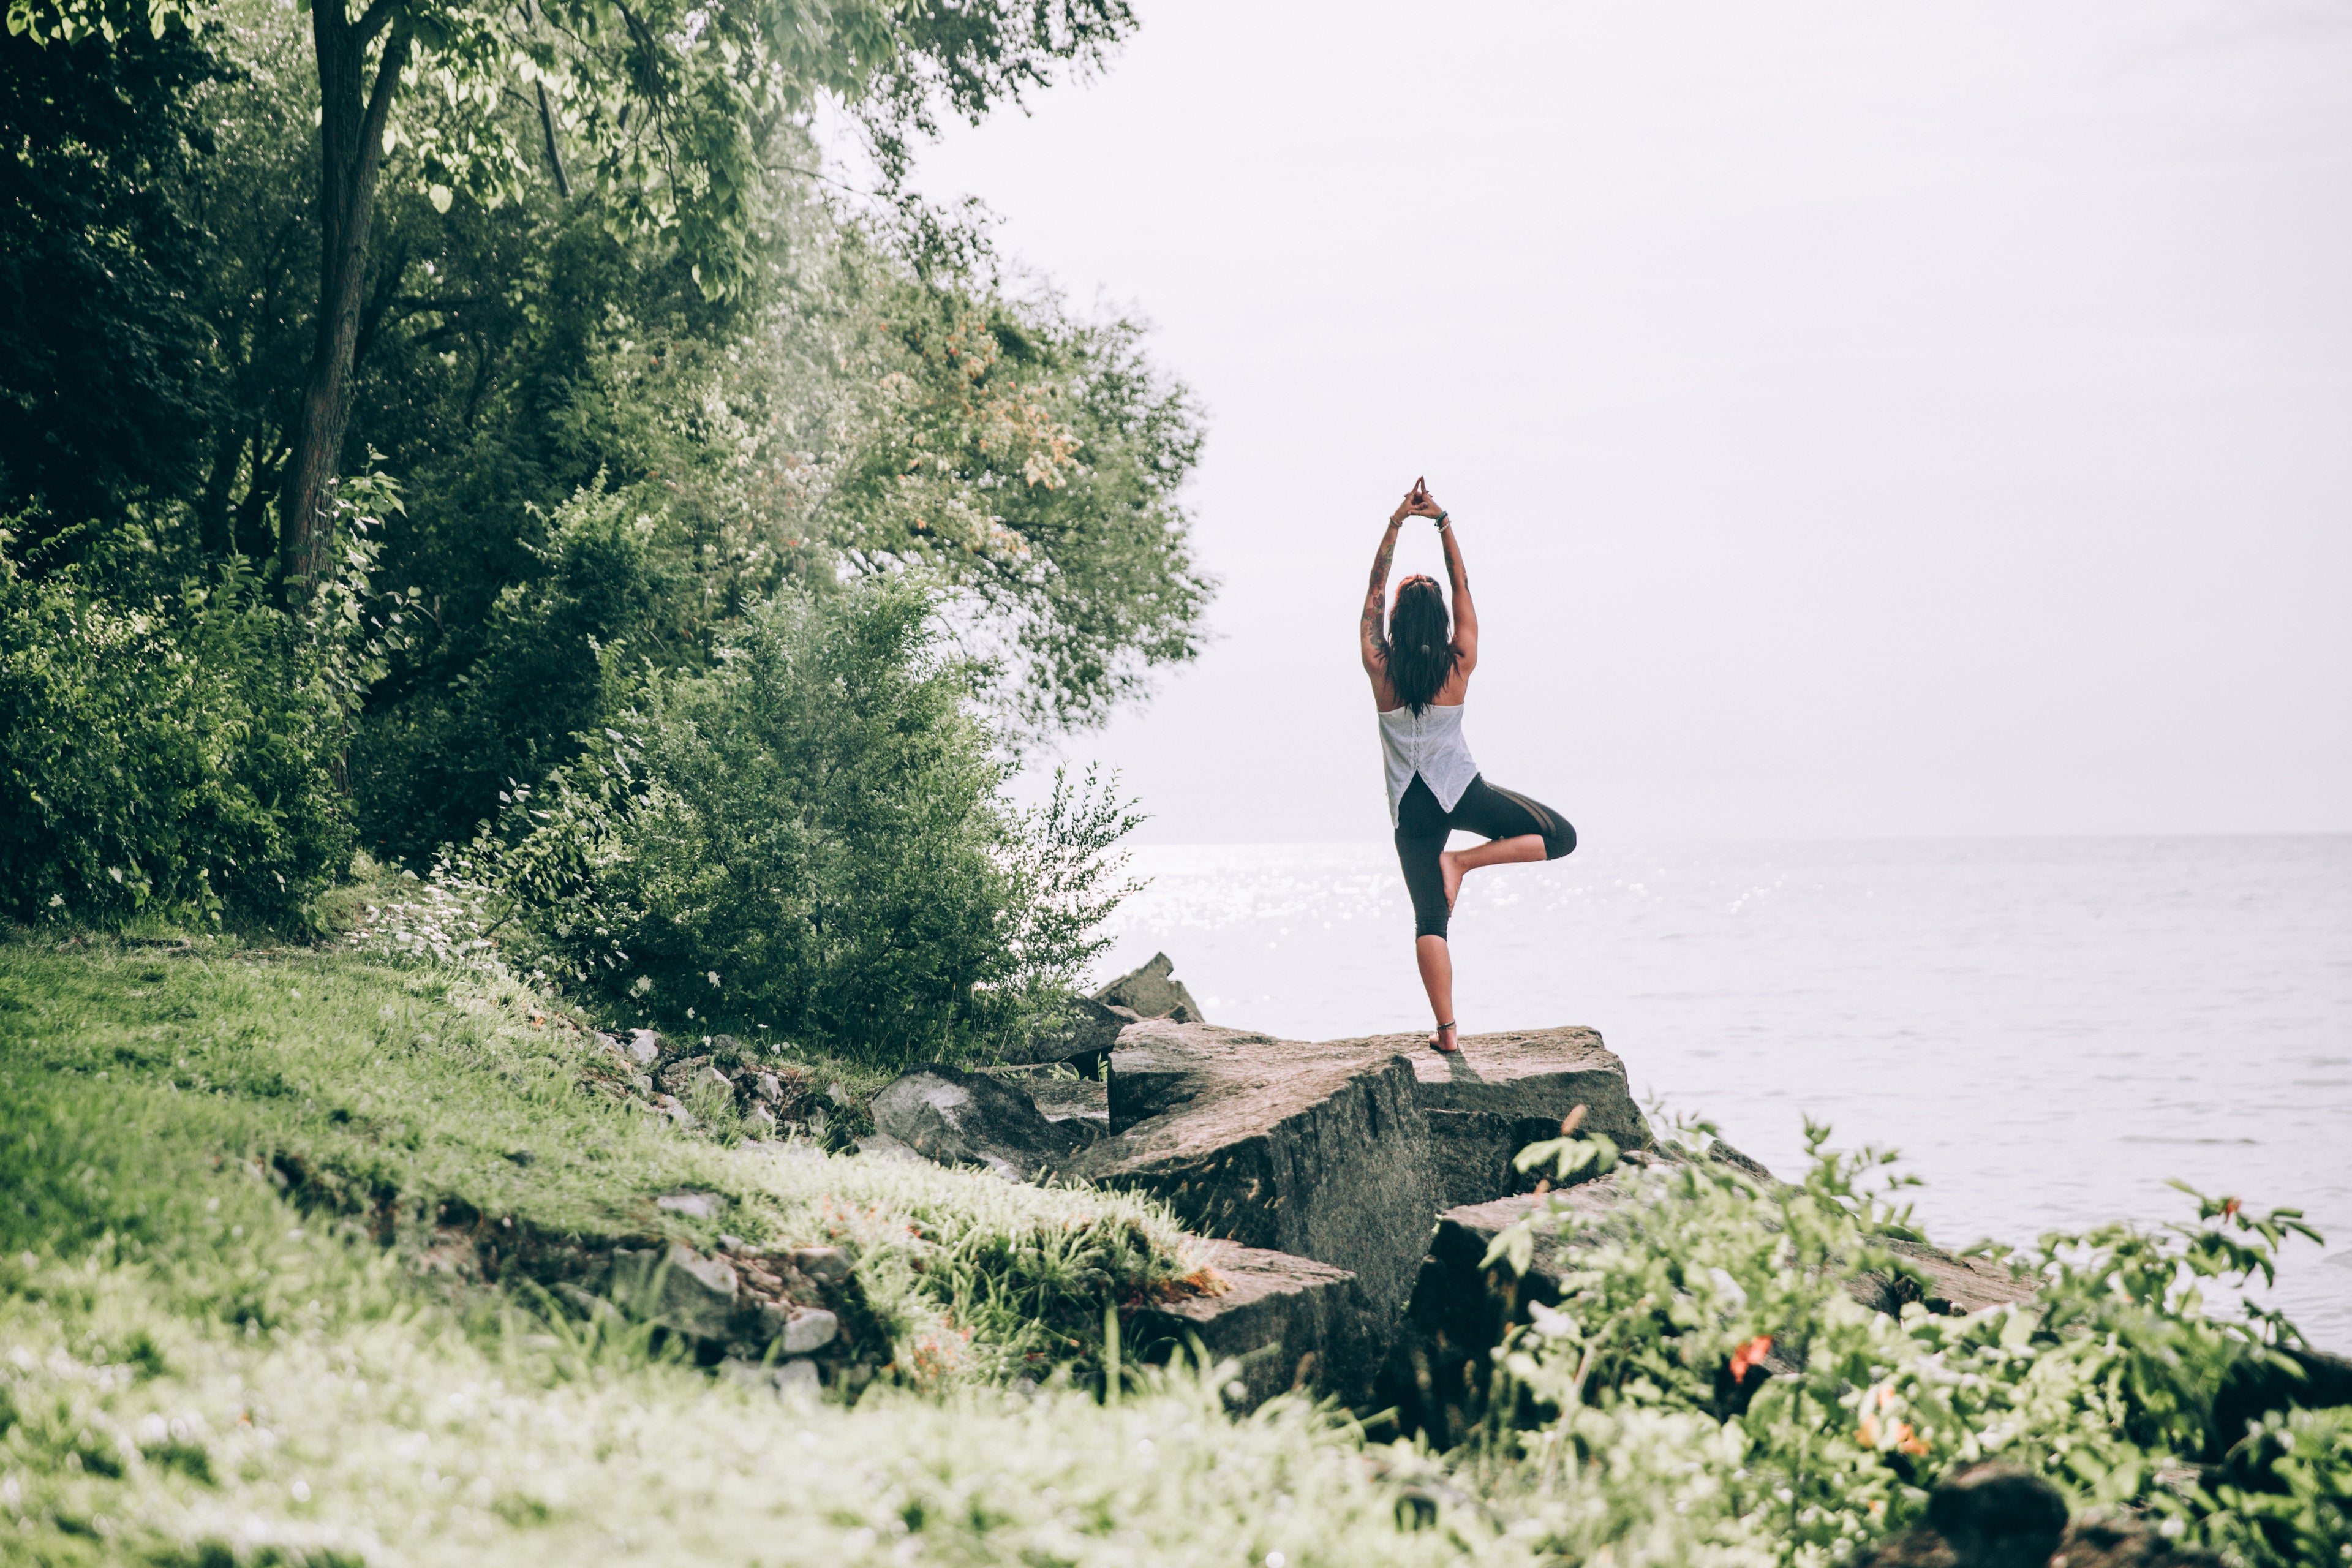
[
  {"x1": 611, "y1": 1243, "x2": 739, "y2": 1340},
  {"x1": 742, "y1": 1104, "x2": 777, "y2": 1138},
  {"x1": 1311, "y1": 1025, "x2": 1651, "y2": 1208},
  {"x1": 1125, "y1": 1240, "x2": 1382, "y2": 1409},
  {"x1": 709, "y1": 1034, "x2": 744, "y2": 1060},
  {"x1": 777, "y1": 1306, "x2": 838, "y2": 1354},
  {"x1": 792, "y1": 1246, "x2": 852, "y2": 1286},
  {"x1": 655, "y1": 1189, "x2": 725, "y2": 1220},
  {"x1": 1860, "y1": 1466, "x2": 2223, "y2": 1566},
  {"x1": 624, "y1": 1028, "x2": 663, "y2": 1066},
  {"x1": 1858, "y1": 1237, "x2": 2039, "y2": 1317},
  {"x1": 1028, "y1": 1074, "x2": 1110, "y2": 1131},
  {"x1": 1068, "y1": 1020, "x2": 1439, "y2": 1323},
  {"x1": 853, "y1": 1131, "x2": 920, "y2": 1161},
  {"x1": 1000, "y1": 993, "x2": 1129, "y2": 1068},
  {"x1": 1093, "y1": 952, "x2": 1205, "y2": 1024},
  {"x1": 752, "y1": 1072, "x2": 782, "y2": 1104},
  {"x1": 658, "y1": 1055, "x2": 715, "y2": 1097},
  {"x1": 1705, "y1": 1137, "x2": 1776, "y2": 1183},
  {"x1": 1926, "y1": 1464, "x2": 2069, "y2": 1568},
  {"x1": 870, "y1": 1065, "x2": 1096, "y2": 1180},
  {"x1": 826, "y1": 1082, "x2": 852, "y2": 1108},
  {"x1": 653, "y1": 1096, "x2": 694, "y2": 1128},
  {"x1": 720, "y1": 1356, "x2": 824, "y2": 1403},
  {"x1": 2214, "y1": 1343, "x2": 2352, "y2": 1441}
]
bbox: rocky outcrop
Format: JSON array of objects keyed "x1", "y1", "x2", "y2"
[
  {"x1": 1125, "y1": 1240, "x2": 1382, "y2": 1409},
  {"x1": 1317, "y1": 1025, "x2": 1649, "y2": 1208},
  {"x1": 1093, "y1": 951, "x2": 1205, "y2": 1024},
  {"x1": 870, "y1": 1065, "x2": 1102, "y2": 1179},
  {"x1": 1066, "y1": 1020, "x2": 1439, "y2": 1319}
]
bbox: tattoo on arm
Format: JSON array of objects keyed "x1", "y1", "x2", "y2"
[{"x1": 1362, "y1": 533, "x2": 1396, "y2": 650}]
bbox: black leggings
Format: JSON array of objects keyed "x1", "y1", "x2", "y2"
[{"x1": 1395, "y1": 773, "x2": 1575, "y2": 939}]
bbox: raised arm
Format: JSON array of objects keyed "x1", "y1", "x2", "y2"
[
  {"x1": 1359, "y1": 493, "x2": 1414, "y2": 675},
  {"x1": 1435, "y1": 500, "x2": 1477, "y2": 673}
]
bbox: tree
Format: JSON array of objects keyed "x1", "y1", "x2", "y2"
[
  {"x1": 7, "y1": 0, "x2": 1137, "y2": 598},
  {"x1": 0, "y1": 24, "x2": 222, "y2": 524}
]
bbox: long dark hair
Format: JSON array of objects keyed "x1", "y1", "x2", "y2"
[{"x1": 1385, "y1": 575, "x2": 1456, "y2": 715}]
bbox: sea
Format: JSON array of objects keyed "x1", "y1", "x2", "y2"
[{"x1": 1087, "y1": 834, "x2": 2352, "y2": 1346}]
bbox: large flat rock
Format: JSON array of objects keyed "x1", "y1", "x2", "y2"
[
  {"x1": 1126, "y1": 1240, "x2": 1380, "y2": 1409},
  {"x1": 1072, "y1": 1019, "x2": 1650, "y2": 1335},
  {"x1": 1069, "y1": 1020, "x2": 1438, "y2": 1320},
  {"x1": 1318, "y1": 1025, "x2": 1651, "y2": 1208}
]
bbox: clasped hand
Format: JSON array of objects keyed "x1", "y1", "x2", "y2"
[{"x1": 1390, "y1": 477, "x2": 1444, "y2": 527}]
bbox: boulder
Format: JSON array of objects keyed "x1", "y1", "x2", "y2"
[
  {"x1": 611, "y1": 1243, "x2": 739, "y2": 1340},
  {"x1": 1093, "y1": 952, "x2": 1205, "y2": 1024},
  {"x1": 1000, "y1": 993, "x2": 1129, "y2": 1068},
  {"x1": 870, "y1": 1065, "x2": 1096, "y2": 1180},
  {"x1": 1313, "y1": 1025, "x2": 1650, "y2": 1207},
  {"x1": 1028, "y1": 1074, "x2": 1110, "y2": 1131},
  {"x1": 1068, "y1": 1020, "x2": 1438, "y2": 1321},
  {"x1": 1125, "y1": 1240, "x2": 1382, "y2": 1409}
]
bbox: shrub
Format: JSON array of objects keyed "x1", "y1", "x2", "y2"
[
  {"x1": 484, "y1": 576, "x2": 1137, "y2": 1060},
  {"x1": 352, "y1": 481, "x2": 675, "y2": 864},
  {"x1": 0, "y1": 558, "x2": 349, "y2": 928},
  {"x1": 1474, "y1": 1125, "x2": 2341, "y2": 1567}
]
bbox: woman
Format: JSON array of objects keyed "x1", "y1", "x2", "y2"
[{"x1": 1360, "y1": 478, "x2": 1576, "y2": 1054}]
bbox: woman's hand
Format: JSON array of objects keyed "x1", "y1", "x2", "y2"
[{"x1": 1393, "y1": 476, "x2": 1445, "y2": 523}]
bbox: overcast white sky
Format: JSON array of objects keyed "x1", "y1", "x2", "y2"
[{"x1": 867, "y1": 1, "x2": 2352, "y2": 843}]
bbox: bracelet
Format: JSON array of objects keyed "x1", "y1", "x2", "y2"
[{"x1": 1434, "y1": 511, "x2": 1450, "y2": 531}]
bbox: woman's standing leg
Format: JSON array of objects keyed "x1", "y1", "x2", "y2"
[{"x1": 1393, "y1": 776, "x2": 1462, "y2": 1050}]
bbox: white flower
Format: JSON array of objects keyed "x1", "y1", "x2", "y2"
[
  {"x1": 707, "y1": 972, "x2": 720, "y2": 986},
  {"x1": 631, "y1": 976, "x2": 653, "y2": 996}
]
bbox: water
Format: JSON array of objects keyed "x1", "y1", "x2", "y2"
[{"x1": 1090, "y1": 835, "x2": 2352, "y2": 1345}]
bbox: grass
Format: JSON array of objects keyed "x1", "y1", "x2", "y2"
[{"x1": 7, "y1": 934, "x2": 1505, "y2": 1564}]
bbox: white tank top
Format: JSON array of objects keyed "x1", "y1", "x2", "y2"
[{"x1": 1378, "y1": 702, "x2": 1479, "y2": 827}]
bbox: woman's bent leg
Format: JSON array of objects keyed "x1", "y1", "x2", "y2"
[{"x1": 1450, "y1": 777, "x2": 1576, "y2": 859}]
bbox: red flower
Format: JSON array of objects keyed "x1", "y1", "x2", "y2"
[{"x1": 1729, "y1": 1335, "x2": 1773, "y2": 1379}]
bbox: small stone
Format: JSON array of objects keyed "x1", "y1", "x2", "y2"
[
  {"x1": 778, "y1": 1306, "x2": 837, "y2": 1354},
  {"x1": 710, "y1": 1034, "x2": 742, "y2": 1058},
  {"x1": 718, "y1": 1234, "x2": 747, "y2": 1253},
  {"x1": 826, "y1": 1082, "x2": 852, "y2": 1108},
  {"x1": 655, "y1": 1190, "x2": 724, "y2": 1219},
  {"x1": 792, "y1": 1246, "x2": 852, "y2": 1286},
  {"x1": 624, "y1": 1028, "x2": 662, "y2": 1066},
  {"x1": 743, "y1": 1104, "x2": 777, "y2": 1138},
  {"x1": 696, "y1": 1064, "x2": 731, "y2": 1092},
  {"x1": 655, "y1": 1098, "x2": 694, "y2": 1128},
  {"x1": 775, "y1": 1358, "x2": 821, "y2": 1400},
  {"x1": 753, "y1": 1072, "x2": 782, "y2": 1104}
]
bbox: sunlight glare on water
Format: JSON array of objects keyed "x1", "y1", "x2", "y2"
[{"x1": 1091, "y1": 835, "x2": 2352, "y2": 1345}]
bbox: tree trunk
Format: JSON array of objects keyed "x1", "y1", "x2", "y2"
[{"x1": 279, "y1": 1, "x2": 410, "y2": 602}]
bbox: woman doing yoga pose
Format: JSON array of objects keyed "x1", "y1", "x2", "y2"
[{"x1": 1360, "y1": 479, "x2": 1575, "y2": 1054}]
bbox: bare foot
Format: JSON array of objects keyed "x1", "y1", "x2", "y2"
[
  {"x1": 1439, "y1": 849, "x2": 1465, "y2": 912},
  {"x1": 1430, "y1": 1021, "x2": 1460, "y2": 1055}
]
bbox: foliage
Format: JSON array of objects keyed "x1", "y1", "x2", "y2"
[
  {"x1": 470, "y1": 575, "x2": 1139, "y2": 1060},
  {"x1": 352, "y1": 480, "x2": 674, "y2": 863},
  {"x1": 1471, "y1": 1124, "x2": 2343, "y2": 1567},
  {"x1": 0, "y1": 23, "x2": 223, "y2": 523},
  {"x1": 0, "y1": 559, "x2": 348, "y2": 928}
]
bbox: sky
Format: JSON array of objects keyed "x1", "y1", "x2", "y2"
[{"x1": 846, "y1": 1, "x2": 2352, "y2": 844}]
